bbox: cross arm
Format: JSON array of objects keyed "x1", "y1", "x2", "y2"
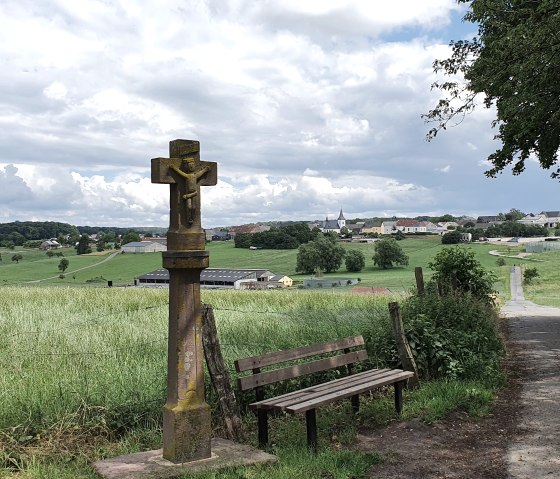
[{"x1": 151, "y1": 158, "x2": 218, "y2": 186}]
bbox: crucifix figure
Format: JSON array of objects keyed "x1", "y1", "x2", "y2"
[{"x1": 151, "y1": 139, "x2": 217, "y2": 463}]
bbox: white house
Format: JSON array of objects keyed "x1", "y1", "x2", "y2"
[
  {"x1": 518, "y1": 211, "x2": 560, "y2": 228},
  {"x1": 382, "y1": 221, "x2": 398, "y2": 234}
]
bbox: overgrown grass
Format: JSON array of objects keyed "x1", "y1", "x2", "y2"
[
  {"x1": 0, "y1": 286, "x2": 505, "y2": 478},
  {"x1": 520, "y1": 249, "x2": 560, "y2": 307}
]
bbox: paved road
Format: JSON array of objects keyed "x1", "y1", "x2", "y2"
[{"x1": 502, "y1": 266, "x2": 560, "y2": 478}]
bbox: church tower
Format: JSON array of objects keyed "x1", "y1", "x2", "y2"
[{"x1": 337, "y1": 209, "x2": 346, "y2": 229}]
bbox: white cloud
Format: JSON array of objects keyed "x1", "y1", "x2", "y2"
[{"x1": 0, "y1": 1, "x2": 557, "y2": 227}]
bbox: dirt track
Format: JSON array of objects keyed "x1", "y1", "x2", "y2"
[
  {"x1": 502, "y1": 266, "x2": 560, "y2": 478},
  {"x1": 357, "y1": 266, "x2": 560, "y2": 478}
]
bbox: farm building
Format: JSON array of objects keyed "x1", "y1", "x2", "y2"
[
  {"x1": 121, "y1": 241, "x2": 166, "y2": 253},
  {"x1": 40, "y1": 240, "x2": 61, "y2": 250},
  {"x1": 137, "y1": 268, "x2": 278, "y2": 289}
]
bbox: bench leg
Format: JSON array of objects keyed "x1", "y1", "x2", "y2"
[
  {"x1": 306, "y1": 409, "x2": 318, "y2": 453},
  {"x1": 394, "y1": 381, "x2": 403, "y2": 414},
  {"x1": 257, "y1": 409, "x2": 269, "y2": 447},
  {"x1": 351, "y1": 394, "x2": 360, "y2": 413}
]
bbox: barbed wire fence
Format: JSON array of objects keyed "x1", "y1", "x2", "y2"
[{"x1": 0, "y1": 297, "x2": 404, "y2": 439}]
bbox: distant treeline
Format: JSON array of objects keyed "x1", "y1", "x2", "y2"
[
  {"x1": 0, "y1": 221, "x2": 79, "y2": 246},
  {"x1": 76, "y1": 226, "x2": 166, "y2": 237},
  {"x1": 234, "y1": 223, "x2": 321, "y2": 249},
  {"x1": 458, "y1": 221, "x2": 548, "y2": 240},
  {"x1": 0, "y1": 221, "x2": 164, "y2": 247}
]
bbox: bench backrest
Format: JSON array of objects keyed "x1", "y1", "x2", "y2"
[{"x1": 235, "y1": 335, "x2": 368, "y2": 391}]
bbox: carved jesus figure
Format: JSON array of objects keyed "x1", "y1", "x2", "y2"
[{"x1": 170, "y1": 158, "x2": 211, "y2": 225}]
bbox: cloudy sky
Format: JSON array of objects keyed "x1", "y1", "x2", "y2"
[{"x1": 1, "y1": 0, "x2": 558, "y2": 228}]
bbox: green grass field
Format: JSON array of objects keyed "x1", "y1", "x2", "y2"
[
  {"x1": 0, "y1": 236, "x2": 527, "y2": 296},
  {"x1": 521, "y1": 249, "x2": 560, "y2": 307}
]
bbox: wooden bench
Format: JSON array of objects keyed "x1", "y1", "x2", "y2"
[{"x1": 235, "y1": 335, "x2": 414, "y2": 451}]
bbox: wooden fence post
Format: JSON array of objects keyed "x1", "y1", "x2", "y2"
[
  {"x1": 415, "y1": 267, "x2": 424, "y2": 296},
  {"x1": 201, "y1": 304, "x2": 244, "y2": 442},
  {"x1": 450, "y1": 270, "x2": 458, "y2": 291},
  {"x1": 388, "y1": 302, "x2": 420, "y2": 389}
]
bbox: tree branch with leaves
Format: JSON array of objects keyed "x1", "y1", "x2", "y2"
[{"x1": 424, "y1": 0, "x2": 560, "y2": 179}]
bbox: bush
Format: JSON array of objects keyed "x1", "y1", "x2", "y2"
[
  {"x1": 372, "y1": 238, "x2": 409, "y2": 269},
  {"x1": 523, "y1": 267, "x2": 539, "y2": 284},
  {"x1": 496, "y1": 257, "x2": 506, "y2": 266},
  {"x1": 401, "y1": 291, "x2": 503, "y2": 381},
  {"x1": 345, "y1": 250, "x2": 365, "y2": 272},
  {"x1": 441, "y1": 230, "x2": 462, "y2": 244},
  {"x1": 429, "y1": 247, "x2": 496, "y2": 303}
]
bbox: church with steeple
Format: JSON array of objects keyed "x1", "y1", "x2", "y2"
[{"x1": 320, "y1": 209, "x2": 346, "y2": 233}]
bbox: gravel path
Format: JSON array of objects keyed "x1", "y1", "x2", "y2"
[{"x1": 502, "y1": 266, "x2": 560, "y2": 478}]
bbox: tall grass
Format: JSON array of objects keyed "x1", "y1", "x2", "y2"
[{"x1": 0, "y1": 287, "x2": 396, "y2": 432}]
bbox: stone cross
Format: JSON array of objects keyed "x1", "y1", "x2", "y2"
[{"x1": 151, "y1": 139, "x2": 217, "y2": 463}]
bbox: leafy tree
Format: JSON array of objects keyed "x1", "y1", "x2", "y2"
[
  {"x1": 441, "y1": 230, "x2": 463, "y2": 244},
  {"x1": 11, "y1": 253, "x2": 23, "y2": 263},
  {"x1": 485, "y1": 222, "x2": 547, "y2": 238},
  {"x1": 234, "y1": 232, "x2": 252, "y2": 248},
  {"x1": 372, "y1": 238, "x2": 409, "y2": 269},
  {"x1": 523, "y1": 267, "x2": 539, "y2": 284},
  {"x1": 395, "y1": 230, "x2": 406, "y2": 241},
  {"x1": 496, "y1": 257, "x2": 506, "y2": 267},
  {"x1": 251, "y1": 230, "x2": 299, "y2": 249},
  {"x1": 296, "y1": 242, "x2": 322, "y2": 275},
  {"x1": 121, "y1": 231, "x2": 141, "y2": 245},
  {"x1": 345, "y1": 250, "x2": 365, "y2": 272},
  {"x1": 76, "y1": 235, "x2": 91, "y2": 255},
  {"x1": 434, "y1": 214, "x2": 456, "y2": 223},
  {"x1": 46, "y1": 250, "x2": 55, "y2": 258},
  {"x1": 58, "y1": 258, "x2": 70, "y2": 273},
  {"x1": 281, "y1": 222, "x2": 315, "y2": 244},
  {"x1": 504, "y1": 208, "x2": 525, "y2": 221},
  {"x1": 296, "y1": 235, "x2": 345, "y2": 274},
  {"x1": 429, "y1": 247, "x2": 496, "y2": 302},
  {"x1": 23, "y1": 240, "x2": 42, "y2": 248},
  {"x1": 424, "y1": 0, "x2": 560, "y2": 179}
]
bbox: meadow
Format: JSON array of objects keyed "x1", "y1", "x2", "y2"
[
  {"x1": 0, "y1": 287, "x2": 397, "y2": 478},
  {"x1": 1, "y1": 236, "x2": 558, "y2": 477},
  {"x1": 1, "y1": 235, "x2": 517, "y2": 293}
]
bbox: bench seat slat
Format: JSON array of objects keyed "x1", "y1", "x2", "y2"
[
  {"x1": 284, "y1": 371, "x2": 414, "y2": 413},
  {"x1": 270, "y1": 369, "x2": 408, "y2": 410},
  {"x1": 235, "y1": 335, "x2": 365, "y2": 372},
  {"x1": 249, "y1": 368, "x2": 395, "y2": 409},
  {"x1": 249, "y1": 368, "x2": 392, "y2": 409},
  {"x1": 238, "y1": 349, "x2": 368, "y2": 391}
]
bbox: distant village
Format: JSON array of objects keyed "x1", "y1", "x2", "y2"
[
  {"x1": 111, "y1": 209, "x2": 560, "y2": 291},
  {"x1": 203, "y1": 209, "x2": 560, "y2": 242}
]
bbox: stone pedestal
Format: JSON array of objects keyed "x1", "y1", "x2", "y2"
[
  {"x1": 162, "y1": 251, "x2": 210, "y2": 462},
  {"x1": 94, "y1": 438, "x2": 278, "y2": 479}
]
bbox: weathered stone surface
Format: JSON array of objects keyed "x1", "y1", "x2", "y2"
[
  {"x1": 150, "y1": 140, "x2": 218, "y2": 462},
  {"x1": 94, "y1": 438, "x2": 278, "y2": 479}
]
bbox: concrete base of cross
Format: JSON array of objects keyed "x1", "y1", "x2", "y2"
[{"x1": 93, "y1": 438, "x2": 277, "y2": 479}]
